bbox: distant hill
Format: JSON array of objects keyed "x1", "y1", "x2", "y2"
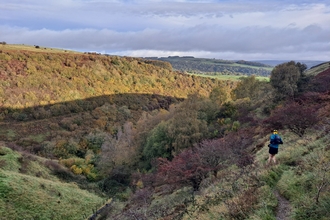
[
  {"x1": 144, "y1": 56, "x2": 273, "y2": 76},
  {"x1": 305, "y1": 61, "x2": 330, "y2": 76},
  {"x1": 252, "y1": 60, "x2": 327, "y2": 69}
]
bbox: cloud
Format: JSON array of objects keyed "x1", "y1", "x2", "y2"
[{"x1": 1, "y1": 0, "x2": 330, "y2": 60}]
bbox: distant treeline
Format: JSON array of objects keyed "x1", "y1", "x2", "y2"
[{"x1": 144, "y1": 56, "x2": 273, "y2": 76}]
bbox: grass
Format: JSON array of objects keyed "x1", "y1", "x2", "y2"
[
  {"x1": 0, "y1": 129, "x2": 17, "y2": 141},
  {"x1": 0, "y1": 146, "x2": 104, "y2": 219},
  {"x1": 231, "y1": 63, "x2": 273, "y2": 71},
  {"x1": 27, "y1": 133, "x2": 48, "y2": 143}
]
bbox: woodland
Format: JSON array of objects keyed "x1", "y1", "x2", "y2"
[
  {"x1": 145, "y1": 56, "x2": 273, "y2": 76},
  {"x1": 0, "y1": 44, "x2": 330, "y2": 220}
]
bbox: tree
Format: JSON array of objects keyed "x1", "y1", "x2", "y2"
[
  {"x1": 209, "y1": 86, "x2": 228, "y2": 106},
  {"x1": 270, "y1": 61, "x2": 302, "y2": 101},
  {"x1": 232, "y1": 75, "x2": 262, "y2": 100},
  {"x1": 142, "y1": 121, "x2": 173, "y2": 170},
  {"x1": 166, "y1": 94, "x2": 208, "y2": 153}
]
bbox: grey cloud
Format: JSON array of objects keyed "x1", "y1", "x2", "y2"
[
  {"x1": 1, "y1": 0, "x2": 329, "y2": 60},
  {"x1": 2, "y1": 24, "x2": 329, "y2": 55}
]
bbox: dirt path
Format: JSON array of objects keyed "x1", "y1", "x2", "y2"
[{"x1": 274, "y1": 190, "x2": 292, "y2": 220}]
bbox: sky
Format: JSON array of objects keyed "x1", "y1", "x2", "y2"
[{"x1": 1, "y1": 0, "x2": 330, "y2": 61}]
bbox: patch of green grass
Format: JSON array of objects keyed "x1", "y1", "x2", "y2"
[
  {"x1": 259, "y1": 165, "x2": 287, "y2": 187},
  {"x1": 0, "y1": 129, "x2": 17, "y2": 141},
  {"x1": 248, "y1": 185, "x2": 277, "y2": 220},
  {"x1": 28, "y1": 133, "x2": 48, "y2": 143},
  {"x1": 277, "y1": 169, "x2": 308, "y2": 201},
  {"x1": 0, "y1": 147, "x2": 21, "y2": 172},
  {"x1": 293, "y1": 196, "x2": 330, "y2": 220},
  {"x1": 0, "y1": 170, "x2": 104, "y2": 219},
  {"x1": 232, "y1": 63, "x2": 273, "y2": 71}
]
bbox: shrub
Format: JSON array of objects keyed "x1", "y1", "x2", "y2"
[
  {"x1": 265, "y1": 102, "x2": 318, "y2": 137},
  {"x1": 155, "y1": 149, "x2": 212, "y2": 190},
  {"x1": 70, "y1": 164, "x2": 83, "y2": 175},
  {"x1": 44, "y1": 160, "x2": 75, "y2": 180},
  {"x1": 12, "y1": 112, "x2": 28, "y2": 121},
  {"x1": 226, "y1": 187, "x2": 259, "y2": 219}
]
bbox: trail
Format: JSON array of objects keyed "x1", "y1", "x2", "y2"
[{"x1": 274, "y1": 190, "x2": 292, "y2": 220}]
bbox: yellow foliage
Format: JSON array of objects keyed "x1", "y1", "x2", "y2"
[
  {"x1": 60, "y1": 158, "x2": 76, "y2": 168},
  {"x1": 136, "y1": 180, "x2": 144, "y2": 189},
  {"x1": 82, "y1": 164, "x2": 94, "y2": 175},
  {"x1": 84, "y1": 151, "x2": 94, "y2": 163},
  {"x1": 70, "y1": 165, "x2": 83, "y2": 175}
]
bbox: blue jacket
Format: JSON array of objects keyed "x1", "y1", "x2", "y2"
[{"x1": 270, "y1": 134, "x2": 282, "y2": 148}]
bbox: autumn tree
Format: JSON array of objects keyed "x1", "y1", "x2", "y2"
[
  {"x1": 209, "y1": 86, "x2": 228, "y2": 106},
  {"x1": 265, "y1": 102, "x2": 319, "y2": 137},
  {"x1": 232, "y1": 75, "x2": 262, "y2": 101},
  {"x1": 140, "y1": 94, "x2": 210, "y2": 170},
  {"x1": 155, "y1": 149, "x2": 211, "y2": 190},
  {"x1": 97, "y1": 122, "x2": 136, "y2": 176}
]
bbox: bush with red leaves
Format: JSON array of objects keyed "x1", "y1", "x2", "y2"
[
  {"x1": 309, "y1": 67, "x2": 330, "y2": 93},
  {"x1": 153, "y1": 129, "x2": 255, "y2": 191},
  {"x1": 155, "y1": 149, "x2": 212, "y2": 190},
  {"x1": 265, "y1": 102, "x2": 319, "y2": 137},
  {"x1": 198, "y1": 129, "x2": 254, "y2": 168}
]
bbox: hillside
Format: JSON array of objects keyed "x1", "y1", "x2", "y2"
[
  {"x1": 305, "y1": 61, "x2": 330, "y2": 76},
  {"x1": 144, "y1": 56, "x2": 273, "y2": 76},
  {"x1": 0, "y1": 145, "x2": 104, "y2": 219},
  {"x1": 1, "y1": 44, "x2": 330, "y2": 220},
  {"x1": 253, "y1": 60, "x2": 327, "y2": 69},
  {"x1": 0, "y1": 45, "x2": 239, "y2": 111},
  {"x1": 0, "y1": 44, "x2": 233, "y2": 219}
]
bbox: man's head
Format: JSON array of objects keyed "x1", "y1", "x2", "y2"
[{"x1": 272, "y1": 129, "x2": 278, "y2": 134}]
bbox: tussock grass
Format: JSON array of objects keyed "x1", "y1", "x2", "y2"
[{"x1": 247, "y1": 185, "x2": 277, "y2": 220}]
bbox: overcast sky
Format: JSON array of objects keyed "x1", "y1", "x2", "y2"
[{"x1": 1, "y1": 0, "x2": 330, "y2": 61}]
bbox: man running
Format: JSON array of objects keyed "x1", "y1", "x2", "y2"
[{"x1": 268, "y1": 129, "x2": 283, "y2": 164}]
